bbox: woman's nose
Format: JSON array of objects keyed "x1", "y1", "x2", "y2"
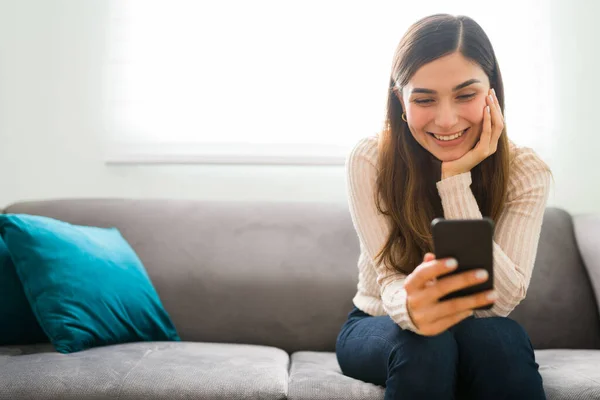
[{"x1": 435, "y1": 103, "x2": 459, "y2": 131}]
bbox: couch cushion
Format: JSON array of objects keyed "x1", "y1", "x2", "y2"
[
  {"x1": 536, "y1": 349, "x2": 600, "y2": 400},
  {"x1": 0, "y1": 342, "x2": 288, "y2": 400},
  {"x1": 0, "y1": 214, "x2": 180, "y2": 353},
  {"x1": 288, "y1": 350, "x2": 600, "y2": 400},
  {"x1": 0, "y1": 237, "x2": 47, "y2": 345},
  {"x1": 288, "y1": 352, "x2": 384, "y2": 400},
  {"x1": 509, "y1": 208, "x2": 600, "y2": 349}
]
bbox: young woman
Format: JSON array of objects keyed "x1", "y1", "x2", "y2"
[{"x1": 336, "y1": 14, "x2": 551, "y2": 400}]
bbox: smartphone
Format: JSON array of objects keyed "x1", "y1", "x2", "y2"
[{"x1": 431, "y1": 217, "x2": 495, "y2": 310}]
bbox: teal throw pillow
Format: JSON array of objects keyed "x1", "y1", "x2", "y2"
[
  {"x1": 0, "y1": 214, "x2": 180, "y2": 353},
  {"x1": 0, "y1": 237, "x2": 47, "y2": 345}
]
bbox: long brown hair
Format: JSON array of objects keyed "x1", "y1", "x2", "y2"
[{"x1": 375, "y1": 14, "x2": 510, "y2": 275}]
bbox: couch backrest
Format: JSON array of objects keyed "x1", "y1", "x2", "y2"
[
  {"x1": 3, "y1": 200, "x2": 600, "y2": 352},
  {"x1": 573, "y1": 214, "x2": 600, "y2": 320},
  {"x1": 509, "y1": 208, "x2": 600, "y2": 349}
]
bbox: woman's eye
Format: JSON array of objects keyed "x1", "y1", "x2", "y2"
[
  {"x1": 457, "y1": 93, "x2": 476, "y2": 100},
  {"x1": 414, "y1": 99, "x2": 433, "y2": 104}
]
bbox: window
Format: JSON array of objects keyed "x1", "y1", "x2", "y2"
[{"x1": 106, "y1": 0, "x2": 554, "y2": 165}]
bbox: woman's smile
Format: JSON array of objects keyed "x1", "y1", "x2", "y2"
[{"x1": 427, "y1": 127, "x2": 470, "y2": 147}]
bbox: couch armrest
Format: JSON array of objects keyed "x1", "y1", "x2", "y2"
[{"x1": 574, "y1": 214, "x2": 600, "y2": 314}]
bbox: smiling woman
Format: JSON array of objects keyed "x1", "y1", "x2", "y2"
[{"x1": 336, "y1": 13, "x2": 551, "y2": 400}]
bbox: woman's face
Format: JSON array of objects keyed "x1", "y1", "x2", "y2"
[{"x1": 399, "y1": 52, "x2": 491, "y2": 162}]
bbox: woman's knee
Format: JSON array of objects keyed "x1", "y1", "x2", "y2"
[
  {"x1": 386, "y1": 331, "x2": 459, "y2": 396},
  {"x1": 462, "y1": 315, "x2": 524, "y2": 333},
  {"x1": 388, "y1": 329, "x2": 458, "y2": 364},
  {"x1": 386, "y1": 331, "x2": 456, "y2": 359},
  {"x1": 453, "y1": 316, "x2": 533, "y2": 351},
  {"x1": 452, "y1": 317, "x2": 543, "y2": 396},
  {"x1": 337, "y1": 316, "x2": 458, "y2": 387},
  {"x1": 387, "y1": 330, "x2": 457, "y2": 376},
  {"x1": 336, "y1": 315, "x2": 407, "y2": 385}
]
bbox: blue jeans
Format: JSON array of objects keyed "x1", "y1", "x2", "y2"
[{"x1": 336, "y1": 306, "x2": 546, "y2": 400}]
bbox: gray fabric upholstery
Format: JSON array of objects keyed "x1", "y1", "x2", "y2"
[
  {"x1": 536, "y1": 350, "x2": 600, "y2": 400},
  {"x1": 574, "y1": 214, "x2": 600, "y2": 316},
  {"x1": 3, "y1": 199, "x2": 360, "y2": 354},
  {"x1": 0, "y1": 342, "x2": 288, "y2": 400},
  {"x1": 288, "y1": 352, "x2": 384, "y2": 400},
  {"x1": 509, "y1": 208, "x2": 600, "y2": 349},
  {"x1": 2, "y1": 199, "x2": 600, "y2": 398},
  {"x1": 287, "y1": 350, "x2": 600, "y2": 400},
  {"x1": 4, "y1": 200, "x2": 599, "y2": 352}
]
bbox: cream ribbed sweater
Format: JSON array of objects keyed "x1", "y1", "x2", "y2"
[{"x1": 346, "y1": 135, "x2": 552, "y2": 333}]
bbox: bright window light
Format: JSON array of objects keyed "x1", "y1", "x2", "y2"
[{"x1": 106, "y1": 0, "x2": 554, "y2": 165}]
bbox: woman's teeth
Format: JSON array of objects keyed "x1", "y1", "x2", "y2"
[{"x1": 432, "y1": 129, "x2": 466, "y2": 141}]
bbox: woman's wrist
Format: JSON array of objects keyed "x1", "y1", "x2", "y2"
[{"x1": 441, "y1": 165, "x2": 462, "y2": 180}]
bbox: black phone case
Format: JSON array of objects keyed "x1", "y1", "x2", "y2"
[{"x1": 431, "y1": 217, "x2": 495, "y2": 310}]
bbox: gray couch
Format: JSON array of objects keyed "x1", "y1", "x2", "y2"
[{"x1": 1, "y1": 199, "x2": 599, "y2": 400}]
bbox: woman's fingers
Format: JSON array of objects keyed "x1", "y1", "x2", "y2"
[
  {"x1": 427, "y1": 269, "x2": 490, "y2": 301},
  {"x1": 413, "y1": 289, "x2": 497, "y2": 325},
  {"x1": 423, "y1": 252, "x2": 436, "y2": 263},
  {"x1": 403, "y1": 258, "x2": 457, "y2": 293},
  {"x1": 422, "y1": 253, "x2": 437, "y2": 287},
  {"x1": 491, "y1": 88, "x2": 503, "y2": 114},
  {"x1": 489, "y1": 89, "x2": 504, "y2": 152},
  {"x1": 409, "y1": 268, "x2": 491, "y2": 309},
  {"x1": 482, "y1": 96, "x2": 493, "y2": 150}
]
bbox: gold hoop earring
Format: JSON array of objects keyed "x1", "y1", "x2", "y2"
[{"x1": 401, "y1": 112, "x2": 407, "y2": 122}]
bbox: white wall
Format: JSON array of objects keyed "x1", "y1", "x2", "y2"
[
  {"x1": 0, "y1": 0, "x2": 598, "y2": 214},
  {"x1": 546, "y1": 0, "x2": 600, "y2": 214}
]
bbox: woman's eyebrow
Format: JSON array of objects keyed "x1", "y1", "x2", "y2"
[
  {"x1": 411, "y1": 79, "x2": 481, "y2": 95},
  {"x1": 452, "y1": 79, "x2": 481, "y2": 91}
]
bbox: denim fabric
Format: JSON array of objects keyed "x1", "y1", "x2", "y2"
[{"x1": 336, "y1": 307, "x2": 546, "y2": 400}]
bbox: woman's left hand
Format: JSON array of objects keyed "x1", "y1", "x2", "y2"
[{"x1": 441, "y1": 89, "x2": 504, "y2": 179}]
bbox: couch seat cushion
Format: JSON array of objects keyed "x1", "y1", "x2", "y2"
[
  {"x1": 536, "y1": 349, "x2": 600, "y2": 400},
  {"x1": 288, "y1": 350, "x2": 600, "y2": 400},
  {"x1": 0, "y1": 342, "x2": 288, "y2": 400},
  {"x1": 288, "y1": 352, "x2": 384, "y2": 400}
]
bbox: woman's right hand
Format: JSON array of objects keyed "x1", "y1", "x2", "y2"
[{"x1": 404, "y1": 252, "x2": 497, "y2": 336}]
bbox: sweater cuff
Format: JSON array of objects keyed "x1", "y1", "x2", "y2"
[
  {"x1": 436, "y1": 171, "x2": 482, "y2": 220},
  {"x1": 381, "y1": 281, "x2": 421, "y2": 333},
  {"x1": 436, "y1": 171, "x2": 472, "y2": 194}
]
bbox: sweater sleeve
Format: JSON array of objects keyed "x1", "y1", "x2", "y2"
[
  {"x1": 346, "y1": 139, "x2": 420, "y2": 332},
  {"x1": 435, "y1": 149, "x2": 552, "y2": 317}
]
